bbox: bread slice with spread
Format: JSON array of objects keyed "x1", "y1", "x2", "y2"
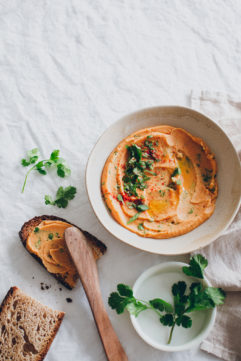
[{"x1": 19, "y1": 215, "x2": 107, "y2": 289}]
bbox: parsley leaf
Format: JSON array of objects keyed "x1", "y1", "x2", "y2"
[
  {"x1": 204, "y1": 287, "x2": 226, "y2": 306},
  {"x1": 21, "y1": 148, "x2": 40, "y2": 167},
  {"x1": 186, "y1": 282, "x2": 225, "y2": 313},
  {"x1": 108, "y1": 292, "x2": 131, "y2": 314},
  {"x1": 149, "y1": 298, "x2": 173, "y2": 313},
  {"x1": 176, "y1": 315, "x2": 192, "y2": 328},
  {"x1": 108, "y1": 284, "x2": 147, "y2": 316},
  {"x1": 45, "y1": 186, "x2": 77, "y2": 208},
  {"x1": 182, "y1": 254, "x2": 208, "y2": 279},
  {"x1": 50, "y1": 150, "x2": 60, "y2": 161},
  {"x1": 117, "y1": 284, "x2": 133, "y2": 297},
  {"x1": 44, "y1": 194, "x2": 55, "y2": 205},
  {"x1": 160, "y1": 313, "x2": 174, "y2": 326},
  {"x1": 57, "y1": 163, "x2": 71, "y2": 178}
]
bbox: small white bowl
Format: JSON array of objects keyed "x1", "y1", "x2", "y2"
[
  {"x1": 130, "y1": 262, "x2": 216, "y2": 352},
  {"x1": 86, "y1": 106, "x2": 241, "y2": 255}
]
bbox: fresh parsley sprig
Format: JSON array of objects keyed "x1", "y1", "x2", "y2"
[
  {"x1": 45, "y1": 186, "x2": 77, "y2": 208},
  {"x1": 21, "y1": 149, "x2": 71, "y2": 192},
  {"x1": 108, "y1": 284, "x2": 172, "y2": 317},
  {"x1": 108, "y1": 254, "x2": 226, "y2": 344}
]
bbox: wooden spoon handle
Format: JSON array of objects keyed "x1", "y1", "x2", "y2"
[{"x1": 65, "y1": 227, "x2": 129, "y2": 361}]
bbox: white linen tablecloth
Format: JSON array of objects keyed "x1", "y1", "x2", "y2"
[{"x1": 1, "y1": 1, "x2": 241, "y2": 360}]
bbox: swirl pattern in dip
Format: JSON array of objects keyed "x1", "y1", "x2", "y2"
[{"x1": 101, "y1": 126, "x2": 217, "y2": 238}]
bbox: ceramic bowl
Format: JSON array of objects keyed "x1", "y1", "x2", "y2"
[
  {"x1": 130, "y1": 262, "x2": 216, "y2": 351},
  {"x1": 86, "y1": 106, "x2": 241, "y2": 255}
]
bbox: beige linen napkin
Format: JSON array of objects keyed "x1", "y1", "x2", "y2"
[{"x1": 190, "y1": 91, "x2": 241, "y2": 361}]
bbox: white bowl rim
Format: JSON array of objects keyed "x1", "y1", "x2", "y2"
[
  {"x1": 130, "y1": 261, "x2": 216, "y2": 352},
  {"x1": 85, "y1": 105, "x2": 241, "y2": 255}
]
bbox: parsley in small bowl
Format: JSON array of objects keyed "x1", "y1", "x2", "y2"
[{"x1": 108, "y1": 255, "x2": 224, "y2": 351}]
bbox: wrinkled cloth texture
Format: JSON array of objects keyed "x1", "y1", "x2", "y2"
[
  {"x1": 1, "y1": 1, "x2": 241, "y2": 361},
  {"x1": 190, "y1": 91, "x2": 241, "y2": 361}
]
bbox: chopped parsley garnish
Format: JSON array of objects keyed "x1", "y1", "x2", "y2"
[
  {"x1": 127, "y1": 204, "x2": 149, "y2": 224},
  {"x1": 117, "y1": 194, "x2": 124, "y2": 203},
  {"x1": 35, "y1": 239, "x2": 41, "y2": 249},
  {"x1": 126, "y1": 202, "x2": 135, "y2": 209},
  {"x1": 45, "y1": 186, "x2": 77, "y2": 208},
  {"x1": 123, "y1": 142, "x2": 159, "y2": 198},
  {"x1": 138, "y1": 223, "x2": 144, "y2": 231},
  {"x1": 123, "y1": 144, "x2": 150, "y2": 197},
  {"x1": 21, "y1": 149, "x2": 71, "y2": 193},
  {"x1": 145, "y1": 170, "x2": 157, "y2": 176},
  {"x1": 186, "y1": 156, "x2": 192, "y2": 166},
  {"x1": 144, "y1": 139, "x2": 154, "y2": 150},
  {"x1": 48, "y1": 233, "x2": 54, "y2": 240},
  {"x1": 159, "y1": 190, "x2": 166, "y2": 197},
  {"x1": 171, "y1": 167, "x2": 181, "y2": 177},
  {"x1": 108, "y1": 254, "x2": 225, "y2": 344},
  {"x1": 34, "y1": 227, "x2": 39, "y2": 233},
  {"x1": 188, "y1": 208, "x2": 194, "y2": 214},
  {"x1": 143, "y1": 138, "x2": 159, "y2": 160},
  {"x1": 136, "y1": 204, "x2": 148, "y2": 212},
  {"x1": 127, "y1": 212, "x2": 141, "y2": 224},
  {"x1": 202, "y1": 168, "x2": 212, "y2": 183}
]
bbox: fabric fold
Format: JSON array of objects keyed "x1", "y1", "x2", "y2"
[{"x1": 190, "y1": 91, "x2": 241, "y2": 361}]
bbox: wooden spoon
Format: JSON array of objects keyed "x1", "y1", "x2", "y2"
[{"x1": 65, "y1": 227, "x2": 129, "y2": 361}]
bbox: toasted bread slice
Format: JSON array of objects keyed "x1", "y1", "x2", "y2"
[
  {"x1": 19, "y1": 215, "x2": 107, "y2": 289},
  {"x1": 0, "y1": 286, "x2": 64, "y2": 361}
]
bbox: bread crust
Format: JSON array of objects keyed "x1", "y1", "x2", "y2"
[
  {"x1": 0, "y1": 286, "x2": 65, "y2": 361},
  {"x1": 19, "y1": 215, "x2": 107, "y2": 289},
  {"x1": 0, "y1": 286, "x2": 17, "y2": 315}
]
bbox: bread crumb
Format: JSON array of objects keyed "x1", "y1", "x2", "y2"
[{"x1": 40, "y1": 283, "x2": 51, "y2": 291}]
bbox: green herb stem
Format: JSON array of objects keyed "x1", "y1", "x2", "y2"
[
  {"x1": 21, "y1": 158, "x2": 49, "y2": 193},
  {"x1": 167, "y1": 321, "x2": 176, "y2": 344},
  {"x1": 21, "y1": 164, "x2": 36, "y2": 193}
]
